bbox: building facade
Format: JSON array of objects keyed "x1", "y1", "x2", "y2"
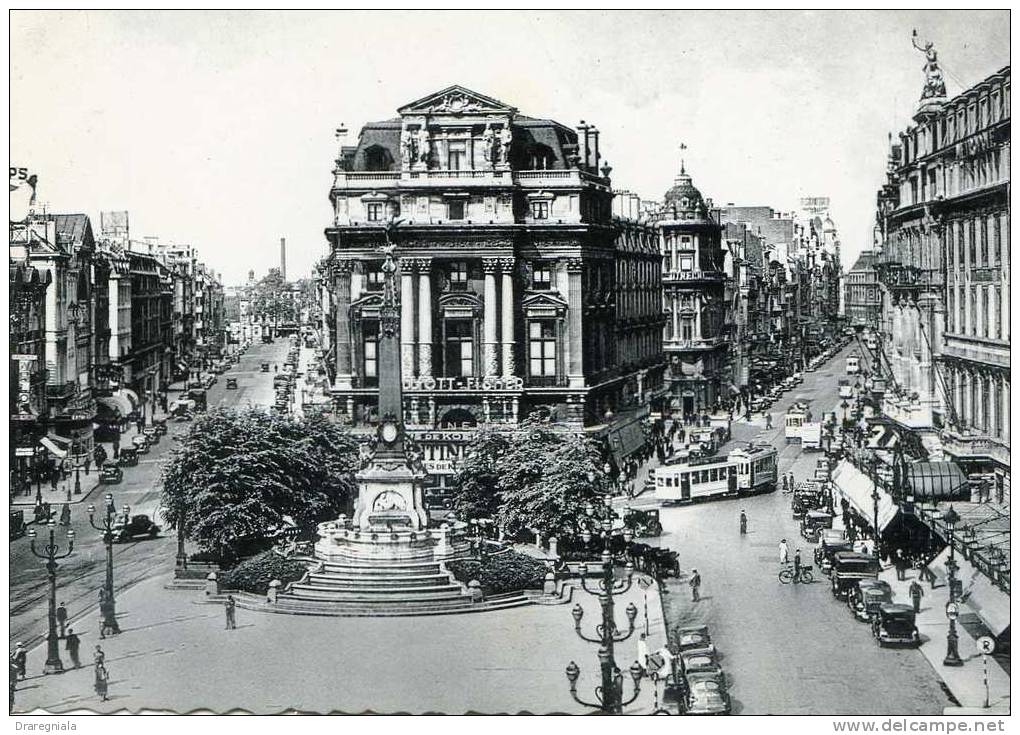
[
  {"x1": 844, "y1": 250, "x2": 882, "y2": 328},
  {"x1": 323, "y1": 86, "x2": 666, "y2": 495}
]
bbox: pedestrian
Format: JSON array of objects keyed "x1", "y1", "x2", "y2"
[
  {"x1": 739, "y1": 510, "x2": 748, "y2": 535},
  {"x1": 10, "y1": 660, "x2": 19, "y2": 711},
  {"x1": 689, "y1": 569, "x2": 701, "y2": 602},
  {"x1": 50, "y1": 469, "x2": 58, "y2": 493},
  {"x1": 65, "y1": 629, "x2": 81, "y2": 669},
  {"x1": 56, "y1": 601, "x2": 68, "y2": 638},
  {"x1": 765, "y1": 413, "x2": 773, "y2": 430},
  {"x1": 93, "y1": 645, "x2": 105, "y2": 669},
  {"x1": 781, "y1": 475, "x2": 789, "y2": 494},
  {"x1": 779, "y1": 538, "x2": 789, "y2": 565},
  {"x1": 793, "y1": 549, "x2": 802, "y2": 582},
  {"x1": 10, "y1": 644, "x2": 26, "y2": 681},
  {"x1": 225, "y1": 595, "x2": 237, "y2": 630},
  {"x1": 94, "y1": 663, "x2": 109, "y2": 702},
  {"x1": 94, "y1": 444, "x2": 107, "y2": 470},
  {"x1": 59, "y1": 503, "x2": 71, "y2": 527},
  {"x1": 919, "y1": 556, "x2": 937, "y2": 589},
  {"x1": 908, "y1": 579, "x2": 925, "y2": 614},
  {"x1": 895, "y1": 548, "x2": 907, "y2": 581}
]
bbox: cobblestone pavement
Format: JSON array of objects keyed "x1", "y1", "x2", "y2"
[{"x1": 647, "y1": 343, "x2": 952, "y2": 714}]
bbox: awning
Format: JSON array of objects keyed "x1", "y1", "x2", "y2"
[
  {"x1": 905, "y1": 462, "x2": 969, "y2": 501},
  {"x1": 40, "y1": 436, "x2": 67, "y2": 458},
  {"x1": 96, "y1": 394, "x2": 133, "y2": 417},
  {"x1": 608, "y1": 418, "x2": 647, "y2": 464},
  {"x1": 119, "y1": 388, "x2": 140, "y2": 409},
  {"x1": 831, "y1": 459, "x2": 899, "y2": 532},
  {"x1": 930, "y1": 548, "x2": 1010, "y2": 636}
]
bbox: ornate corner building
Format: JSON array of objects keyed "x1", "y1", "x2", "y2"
[
  {"x1": 875, "y1": 62, "x2": 1010, "y2": 489},
  {"x1": 322, "y1": 86, "x2": 667, "y2": 496}
]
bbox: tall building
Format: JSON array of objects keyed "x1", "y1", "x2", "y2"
[
  {"x1": 323, "y1": 85, "x2": 666, "y2": 496},
  {"x1": 649, "y1": 165, "x2": 728, "y2": 415},
  {"x1": 844, "y1": 250, "x2": 882, "y2": 328}
]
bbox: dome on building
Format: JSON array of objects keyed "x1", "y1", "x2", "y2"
[{"x1": 661, "y1": 165, "x2": 712, "y2": 223}]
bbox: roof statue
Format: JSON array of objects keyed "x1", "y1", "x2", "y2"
[{"x1": 912, "y1": 30, "x2": 947, "y2": 102}]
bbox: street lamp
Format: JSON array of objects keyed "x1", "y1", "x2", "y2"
[
  {"x1": 565, "y1": 495, "x2": 642, "y2": 714},
  {"x1": 28, "y1": 521, "x2": 75, "y2": 674},
  {"x1": 942, "y1": 506, "x2": 963, "y2": 667},
  {"x1": 870, "y1": 485, "x2": 881, "y2": 561},
  {"x1": 88, "y1": 494, "x2": 122, "y2": 636}
]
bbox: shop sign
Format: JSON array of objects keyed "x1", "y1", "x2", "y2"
[{"x1": 403, "y1": 375, "x2": 524, "y2": 392}]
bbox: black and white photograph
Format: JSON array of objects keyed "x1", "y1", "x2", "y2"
[{"x1": 7, "y1": 9, "x2": 1011, "y2": 722}]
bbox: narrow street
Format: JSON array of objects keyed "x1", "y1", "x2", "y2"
[
  {"x1": 8, "y1": 340, "x2": 291, "y2": 652},
  {"x1": 649, "y1": 341, "x2": 952, "y2": 714}
]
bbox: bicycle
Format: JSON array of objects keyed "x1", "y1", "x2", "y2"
[{"x1": 778, "y1": 565, "x2": 814, "y2": 584}]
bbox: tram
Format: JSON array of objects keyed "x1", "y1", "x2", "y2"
[{"x1": 653, "y1": 444, "x2": 778, "y2": 505}]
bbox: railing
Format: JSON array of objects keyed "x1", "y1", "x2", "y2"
[{"x1": 332, "y1": 168, "x2": 610, "y2": 189}]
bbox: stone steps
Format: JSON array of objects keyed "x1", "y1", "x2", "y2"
[
  {"x1": 306, "y1": 572, "x2": 452, "y2": 588},
  {"x1": 286, "y1": 583, "x2": 468, "y2": 602},
  {"x1": 220, "y1": 591, "x2": 533, "y2": 618},
  {"x1": 319, "y1": 560, "x2": 445, "y2": 576}
]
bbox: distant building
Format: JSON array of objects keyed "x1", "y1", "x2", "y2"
[{"x1": 844, "y1": 250, "x2": 881, "y2": 328}]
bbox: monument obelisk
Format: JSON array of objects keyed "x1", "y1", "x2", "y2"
[{"x1": 349, "y1": 233, "x2": 429, "y2": 531}]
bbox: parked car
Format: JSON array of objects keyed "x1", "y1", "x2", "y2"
[
  {"x1": 226, "y1": 377, "x2": 238, "y2": 390},
  {"x1": 873, "y1": 604, "x2": 920, "y2": 647},
  {"x1": 261, "y1": 362, "x2": 270, "y2": 372},
  {"x1": 142, "y1": 427, "x2": 160, "y2": 445},
  {"x1": 799, "y1": 509, "x2": 833, "y2": 541},
  {"x1": 118, "y1": 447, "x2": 139, "y2": 467},
  {"x1": 685, "y1": 671, "x2": 731, "y2": 715},
  {"x1": 830, "y1": 551, "x2": 881, "y2": 599},
  {"x1": 131, "y1": 435, "x2": 150, "y2": 454},
  {"x1": 680, "y1": 648, "x2": 725, "y2": 680},
  {"x1": 850, "y1": 578, "x2": 894, "y2": 622},
  {"x1": 100, "y1": 466, "x2": 124, "y2": 485},
  {"x1": 152, "y1": 418, "x2": 168, "y2": 435},
  {"x1": 674, "y1": 625, "x2": 715, "y2": 654},
  {"x1": 112, "y1": 514, "x2": 161, "y2": 542}
]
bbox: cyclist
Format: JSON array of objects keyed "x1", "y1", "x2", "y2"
[{"x1": 793, "y1": 549, "x2": 802, "y2": 583}]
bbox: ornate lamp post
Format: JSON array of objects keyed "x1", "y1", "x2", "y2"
[
  {"x1": 176, "y1": 506, "x2": 188, "y2": 572},
  {"x1": 88, "y1": 494, "x2": 122, "y2": 636},
  {"x1": 942, "y1": 506, "x2": 963, "y2": 667},
  {"x1": 28, "y1": 521, "x2": 75, "y2": 674},
  {"x1": 564, "y1": 492, "x2": 643, "y2": 713},
  {"x1": 870, "y1": 485, "x2": 882, "y2": 560}
]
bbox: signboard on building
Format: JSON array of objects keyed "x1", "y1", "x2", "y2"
[
  {"x1": 403, "y1": 376, "x2": 523, "y2": 392},
  {"x1": 410, "y1": 430, "x2": 474, "y2": 475}
]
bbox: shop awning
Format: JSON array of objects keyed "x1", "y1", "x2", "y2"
[
  {"x1": 40, "y1": 436, "x2": 68, "y2": 458},
  {"x1": 607, "y1": 418, "x2": 647, "y2": 465},
  {"x1": 96, "y1": 394, "x2": 133, "y2": 417},
  {"x1": 930, "y1": 548, "x2": 1010, "y2": 636},
  {"x1": 831, "y1": 459, "x2": 899, "y2": 532},
  {"x1": 905, "y1": 461, "x2": 969, "y2": 501},
  {"x1": 119, "y1": 388, "x2": 140, "y2": 410}
]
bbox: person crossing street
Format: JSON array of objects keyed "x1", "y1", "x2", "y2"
[
  {"x1": 739, "y1": 510, "x2": 748, "y2": 535},
  {"x1": 908, "y1": 579, "x2": 925, "y2": 613},
  {"x1": 689, "y1": 569, "x2": 701, "y2": 602}
]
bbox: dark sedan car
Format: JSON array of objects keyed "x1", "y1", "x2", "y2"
[{"x1": 113, "y1": 514, "x2": 161, "y2": 542}]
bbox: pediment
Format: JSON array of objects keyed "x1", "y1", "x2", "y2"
[
  {"x1": 522, "y1": 291, "x2": 568, "y2": 311},
  {"x1": 437, "y1": 291, "x2": 483, "y2": 309},
  {"x1": 398, "y1": 85, "x2": 517, "y2": 116},
  {"x1": 351, "y1": 293, "x2": 384, "y2": 310}
]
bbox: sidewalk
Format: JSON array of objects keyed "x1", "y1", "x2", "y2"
[
  {"x1": 10, "y1": 474, "x2": 101, "y2": 507},
  {"x1": 879, "y1": 565, "x2": 1011, "y2": 713}
]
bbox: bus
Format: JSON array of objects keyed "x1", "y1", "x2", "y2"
[{"x1": 653, "y1": 444, "x2": 778, "y2": 505}]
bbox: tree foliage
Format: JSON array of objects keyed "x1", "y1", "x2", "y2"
[
  {"x1": 159, "y1": 408, "x2": 359, "y2": 560},
  {"x1": 450, "y1": 420, "x2": 611, "y2": 539}
]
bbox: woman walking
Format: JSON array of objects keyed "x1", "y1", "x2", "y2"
[{"x1": 94, "y1": 664, "x2": 109, "y2": 702}]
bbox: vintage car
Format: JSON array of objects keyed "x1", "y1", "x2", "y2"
[
  {"x1": 226, "y1": 377, "x2": 238, "y2": 390},
  {"x1": 815, "y1": 532, "x2": 853, "y2": 574},
  {"x1": 142, "y1": 427, "x2": 160, "y2": 445},
  {"x1": 800, "y1": 509, "x2": 833, "y2": 541},
  {"x1": 10, "y1": 510, "x2": 26, "y2": 541},
  {"x1": 791, "y1": 488, "x2": 824, "y2": 519},
  {"x1": 99, "y1": 466, "x2": 124, "y2": 485},
  {"x1": 873, "y1": 604, "x2": 920, "y2": 647},
  {"x1": 830, "y1": 551, "x2": 881, "y2": 599},
  {"x1": 685, "y1": 671, "x2": 730, "y2": 715},
  {"x1": 130, "y1": 434, "x2": 150, "y2": 453},
  {"x1": 673, "y1": 626, "x2": 715, "y2": 655},
  {"x1": 152, "y1": 417, "x2": 168, "y2": 435},
  {"x1": 680, "y1": 647, "x2": 724, "y2": 679},
  {"x1": 261, "y1": 362, "x2": 271, "y2": 372},
  {"x1": 622, "y1": 508, "x2": 663, "y2": 538},
  {"x1": 112, "y1": 514, "x2": 161, "y2": 542},
  {"x1": 118, "y1": 447, "x2": 139, "y2": 467},
  {"x1": 849, "y1": 578, "x2": 894, "y2": 621}
]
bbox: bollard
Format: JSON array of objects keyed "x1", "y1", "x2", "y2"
[
  {"x1": 267, "y1": 579, "x2": 280, "y2": 604},
  {"x1": 205, "y1": 572, "x2": 219, "y2": 596}
]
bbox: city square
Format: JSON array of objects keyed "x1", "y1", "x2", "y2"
[{"x1": 8, "y1": 9, "x2": 1011, "y2": 722}]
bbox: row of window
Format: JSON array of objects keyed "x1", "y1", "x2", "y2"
[
  {"x1": 947, "y1": 284, "x2": 1008, "y2": 341},
  {"x1": 902, "y1": 82, "x2": 1009, "y2": 162},
  {"x1": 367, "y1": 199, "x2": 554, "y2": 222},
  {"x1": 950, "y1": 368, "x2": 1008, "y2": 439},
  {"x1": 946, "y1": 212, "x2": 1008, "y2": 271}
]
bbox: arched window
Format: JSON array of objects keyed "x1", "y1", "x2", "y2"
[{"x1": 364, "y1": 145, "x2": 393, "y2": 172}]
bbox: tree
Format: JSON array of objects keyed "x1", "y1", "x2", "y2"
[
  {"x1": 451, "y1": 420, "x2": 611, "y2": 540},
  {"x1": 159, "y1": 408, "x2": 359, "y2": 560}
]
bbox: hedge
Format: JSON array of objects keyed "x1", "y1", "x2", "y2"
[
  {"x1": 447, "y1": 550, "x2": 548, "y2": 596},
  {"x1": 219, "y1": 550, "x2": 310, "y2": 594}
]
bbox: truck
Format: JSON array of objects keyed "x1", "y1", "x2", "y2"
[{"x1": 800, "y1": 422, "x2": 823, "y2": 451}]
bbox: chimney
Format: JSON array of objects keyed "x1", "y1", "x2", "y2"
[{"x1": 280, "y1": 237, "x2": 287, "y2": 281}]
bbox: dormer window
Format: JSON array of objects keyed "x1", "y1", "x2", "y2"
[{"x1": 528, "y1": 144, "x2": 555, "y2": 170}]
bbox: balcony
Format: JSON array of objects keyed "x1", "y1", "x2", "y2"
[{"x1": 941, "y1": 427, "x2": 1010, "y2": 467}]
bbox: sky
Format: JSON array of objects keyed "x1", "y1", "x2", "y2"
[{"x1": 10, "y1": 10, "x2": 1010, "y2": 285}]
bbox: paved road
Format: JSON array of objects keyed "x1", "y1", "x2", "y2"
[
  {"x1": 8, "y1": 340, "x2": 291, "y2": 652},
  {"x1": 647, "y1": 342, "x2": 951, "y2": 714}
]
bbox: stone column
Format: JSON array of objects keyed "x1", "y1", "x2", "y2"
[
  {"x1": 671, "y1": 293, "x2": 680, "y2": 342},
  {"x1": 1002, "y1": 378, "x2": 1010, "y2": 443},
  {"x1": 482, "y1": 258, "x2": 500, "y2": 376},
  {"x1": 334, "y1": 259, "x2": 354, "y2": 389},
  {"x1": 417, "y1": 258, "x2": 433, "y2": 377},
  {"x1": 400, "y1": 258, "x2": 416, "y2": 378},
  {"x1": 500, "y1": 257, "x2": 515, "y2": 377},
  {"x1": 350, "y1": 265, "x2": 365, "y2": 303},
  {"x1": 566, "y1": 258, "x2": 584, "y2": 387}
]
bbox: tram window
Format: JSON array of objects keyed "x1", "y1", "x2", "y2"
[{"x1": 701, "y1": 471, "x2": 709, "y2": 483}]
